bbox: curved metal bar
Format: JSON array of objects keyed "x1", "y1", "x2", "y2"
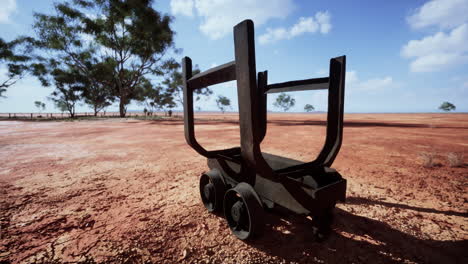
[
  {"x1": 234, "y1": 20, "x2": 277, "y2": 182},
  {"x1": 182, "y1": 56, "x2": 221, "y2": 158},
  {"x1": 275, "y1": 56, "x2": 346, "y2": 175}
]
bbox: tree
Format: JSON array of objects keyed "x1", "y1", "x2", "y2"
[
  {"x1": 216, "y1": 95, "x2": 231, "y2": 113},
  {"x1": 34, "y1": 101, "x2": 46, "y2": 113},
  {"x1": 0, "y1": 37, "x2": 46, "y2": 98},
  {"x1": 304, "y1": 104, "x2": 314, "y2": 112},
  {"x1": 274, "y1": 93, "x2": 295, "y2": 112},
  {"x1": 80, "y1": 63, "x2": 114, "y2": 116},
  {"x1": 163, "y1": 67, "x2": 212, "y2": 104},
  {"x1": 439, "y1": 101, "x2": 456, "y2": 112},
  {"x1": 138, "y1": 77, "x2": 175, "y2": 116},
  {"x1": 33, "y1": 0, "x2": 178, "y2": 117},
  {"x1": 48, "y1": 67, "x2": 84, "y2": 118}
]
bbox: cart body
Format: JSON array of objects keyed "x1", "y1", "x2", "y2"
[{"x1": 182, "y1": 19, "x2": 347, "y2": 239}]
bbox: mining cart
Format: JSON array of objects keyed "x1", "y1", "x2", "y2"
[{"x1": 182, "y1": 19, "x2": 346, "y2": 240}]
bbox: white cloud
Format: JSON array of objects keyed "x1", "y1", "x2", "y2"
[
  {"x1": 315, "y1": 11, "x2": 332, "y2": 34},
  {"x1": 171, "y1": 0, "x2": 194, "y2": 17},
  {"x1": 407, "y1": 0, "x2": 468, "y2": 30},
  {"x1": 259, "y1": 11, "x2": 331, "y2": 44},
  {"x1": 401, "y1": 24, "x2": 468, "y2": 58},
  {"x1": 346, "y1": 71, "x2": 394, "y2": 92},
  {"x1": 358, "y1": 77, "x2": 393, "y2": 91},
  {"x1": 401, "y1": 23, "x2": 468, "y2": 72},
  {"x1": 0, "y1": 0, "x2": 16, "y2": 23},
  {"x1": 402, "y1": 0, "x2": 468, "y2": 72},
  {"x1": 170, "y1": 0, "x2": 295, "y2": 40}
]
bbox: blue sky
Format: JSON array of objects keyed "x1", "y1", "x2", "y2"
[{"x1": 0, "y1": 0, "x2": 467, "y2": 113}]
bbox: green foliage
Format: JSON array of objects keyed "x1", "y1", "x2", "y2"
[
  {"x1": 138, "y1": 77, "x2": 175, "y2": 115},
  {"x1": 438, "y1": 101, "x2": 456, "y2": 112},
  {"x1": 216, "y1": 95, "x2": 231, "y2": 113},
  {"x1": 274, "y1": 93, "x2": 295, "y2": 112},
  {"x1": 80, "y1": 62, "x2": 114, "y2": 115},
  {"x1": 47, "y1": 67, "x2": 84, "y2": 117},
  {"x1": 0, "y1": 37, "x2": 45, "y2": 98},
  {"x1": 163, "y1": 67, "x2": 212, "y2": 103},
  {"x1": 34, "y1": 101, "x2": 46, "y2": 112},
  {"x1": 33, "y1": 0, "x2": 178, "y2": 117},
  {"x1": 304, "y1": 104, "x2": 315, "y2": 112}
]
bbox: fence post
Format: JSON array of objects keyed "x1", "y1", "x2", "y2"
[
  {"x1": 31, "y1": 113, "x2": 33, "y2": 119},
  {"x1": 9, "y1": 113, "x2": 11, "y2": 119}
]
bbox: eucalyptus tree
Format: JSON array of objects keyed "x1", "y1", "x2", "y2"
[
  {"x1": 47, "y1": 67, "x2": 84, "y2": 118},
  {"x1": 138, "y1": 77, "x2": 176, "y2": 115},
  {"x1": 33, "y1": 0, "x2": 178, "y2": 117},
  {"x1": 0, "y1": 37, "x2": 46, "y2": 98},
  {"x1": 274, "y1": 92, "x2": 295, "y2": 112},
  {"x1": 439, "y1": 101, "x2": 456, "y2": 112},
  {"x1": 163, "y1": 67, "x2": 212, "y2": 105},
  {"x1": 216, "y1": 95, "x2": 231, "y2": 114},
  {"x1": 304, "y1": 104, "x2": 314, "y2": 112},
  {"x1": 81, "y1": 62, "x2": 114, "y2": 116},
  {"x1": 34, "y1": 101, "x2": 46, "y2": 113}
]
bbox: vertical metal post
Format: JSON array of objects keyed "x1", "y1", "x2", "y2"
[{"x1": 234, "y1": 20, "x2": 275, "y2": 182}]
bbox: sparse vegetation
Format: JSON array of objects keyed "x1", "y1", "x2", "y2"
[
  {"x1": 216, "y1": 95, "x2": 231, "y2": 113},
  {"x1": 274, "y1": 93, "x2": 295, "y2": 112},
  {"x1": 32, "y1": 0, "x2": 179, "y2": 117},
  {"x1": 419, "y1": 152, "x2": 435, "y2": 168},
  {"x1": 0, "y1": 37, "x2": 46, "y2": 98},
  {"x1": 304, "y1": 104, "x2": 315, "y2": 112},
  {"x1": 447, "y1": 152, "x2": 464, "y2": 167},
  {"x1": 439, "y1": 102, "x2": 456, "y2": 112},
  {"x1": 34, "y1": 101, "x2": 45, "y2": 113}
]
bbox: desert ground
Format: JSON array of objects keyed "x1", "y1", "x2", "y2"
[{"x1": 1, "y1": 113, "x2": 467, "y2": 263}]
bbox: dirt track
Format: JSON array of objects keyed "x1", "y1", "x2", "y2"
[{"x1": 1, "y1": 113, "x2": 467, "y2": 263}]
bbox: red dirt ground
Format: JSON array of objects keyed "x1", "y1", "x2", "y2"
[{"x1": 1, "y1": 113, "x2": 467, "y2": 263}]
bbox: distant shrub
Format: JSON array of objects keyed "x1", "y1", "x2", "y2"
[
  {"x1": 419, "y1": 152, "x2": 435, "y2": 168},
  {"x1": 447, "y1": 152, "x2": 464, "y2": 167}
]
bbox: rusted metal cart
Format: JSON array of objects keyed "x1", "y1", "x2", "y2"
[{"x1": 183, "y1": 20, "x2": 346, "y2": 240}]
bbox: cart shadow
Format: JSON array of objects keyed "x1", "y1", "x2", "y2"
[
  {"x1": 246, "y1": 208, "x2": 467, "y2": 263},
  {"x1": 346, "y1": 196, "x2": 468, "y2": 217},
  {"x1": 268, "y1": 119, "x2": 468, "y2": 129},
  {"x1": 145, "y1": 119, "x2": 468, "y2": 130}
]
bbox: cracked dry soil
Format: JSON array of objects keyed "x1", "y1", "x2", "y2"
[{"x1": 0, "y1": 113, "x2": 467, "y2": 263}]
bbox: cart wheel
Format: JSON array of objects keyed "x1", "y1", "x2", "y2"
[
  {"x1": 311, "y1": 207, "x2": 335, "y2": 242},
  {"x1": 199, "y1": 170, "x2": 225, "y2": 213},
  {"x1": 223, "y1": 182, "x2": 263, "y2": 240}
]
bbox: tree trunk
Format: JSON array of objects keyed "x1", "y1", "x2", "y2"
[{"x1": 119, "y1": 99, "x2": 126, "y2": 117}]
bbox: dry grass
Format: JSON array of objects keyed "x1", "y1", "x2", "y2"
[
  {"x1": 419, "y1": 152, "x2": 436, "y2": 168},
  {"x1": 447, "y1": 152, "x2": 464, "y2": 167}
]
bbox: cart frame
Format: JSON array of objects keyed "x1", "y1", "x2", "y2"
[{"x1": 182, "y1": 19, "x2": 347, "y2": 240}]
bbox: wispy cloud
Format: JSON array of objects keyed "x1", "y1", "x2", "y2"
[
  {"x1": 170, "y1": 0, "x2": 194, "y2": 17},
  {"x1": 170, "y1": 0, "x2": 295, "y2": 40},
  {"x1": 402, "y1": 0, "x2": 468, "y2": 72},
  {"x1": 258, "y1": 11, "x2": 331, "y2": 45},
  {"x1": 346, "y1": 71, "x2": 395, "y2": 92},
  {"x1": 0, "y1": 0, "x2": 16, "y2": 24}
]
